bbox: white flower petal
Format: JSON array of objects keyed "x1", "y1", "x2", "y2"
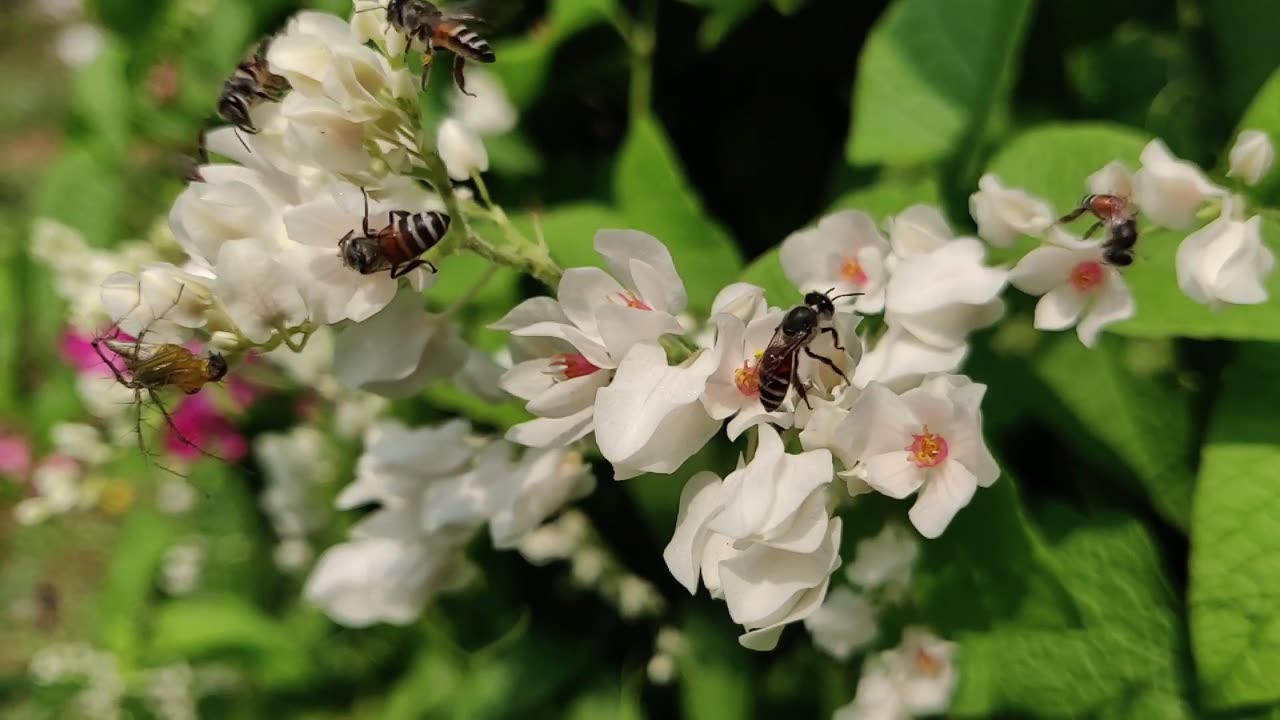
[
  {"x1": 1227, "y1": 129, "x2": 1275, "y2": 186},
  {"x1": 662, "y1": 471, "x2": 723, "y2": 594},
  {"x1": 594, "y1": 229, "x2": 688, "y2": 314},
  {"x1": 1034, "y1": 284, "x2": 1087, "y2": 332},
  {"x1": 908, "y1": 461, "x2": 978, "y2": 539},
  {"x1": 1077, "y1": 270, "x2": 1135, "y2": 347},
  {"x1": 1009, "y1": 245, "x2": 1079, "y2": 296}
]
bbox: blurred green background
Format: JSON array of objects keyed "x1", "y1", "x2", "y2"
[{"x1": 3, "y1": 0, "x2": 1280, "y2": 717}]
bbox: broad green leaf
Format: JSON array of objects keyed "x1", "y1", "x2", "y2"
[
  {"x1": 739, "y1": 249, "x2": 799, "y2": 308},
  {"x1": 430, "y1": 253, "x2": 521, "y2": 351},
  {"x1": 1190, "y1": 344, "x2": 1280, "y2": 710},
  {"x1": 69, "y1": 34, "x2": 130, "y2": 158},
  {"x1": 614, "y1": 115, "x2": 742, "y2": 313},
  {"x1": 847, "y1": 0, "x2": 1034, "y2": 166},
  {"x1": 680, "y1": 607, "x2": 753, "y2": 720},
  {"x1": 421, "y1": 383, "x2": 530, "y2": 431},
  {"x1": 1030, "y1": 335, "x2": 1195, "y2": 530},
  {"x1": 1233, "y1": 67, "x2": 1280, "y2": 205},
  {"x1": 550, "y1": 0, "x2": 618, "y2": 38},
  {"x1": 770, "y1": 0, "x2": 809, "y2": 15},
  {"x1": 96, "y1": 510, "x2": 177, "y2": 663},
  {"x1": 514, "y1": 203, "x2": 629, "y2": 275},
  {"x1": 35, "y1": 145, "x2": 125, "y2": 247},
  {"x1": 381, "y1": 646, "x2": 464, "y2": 719},
  {"x1": 149, "y1": 597, "x2": 314, "y2": 688},
  {"x1": 490, "y1": 0, "x2": 616, "y2": 110}
]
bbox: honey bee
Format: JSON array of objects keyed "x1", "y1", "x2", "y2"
[
  {"x1": 1058, "y1": 193, "x2": 1139, "y2": 266},
  {"x1": 217, "y1": 36, "x2": 290, "y2": 147},
  {"x1": 338, "y1": 188, "x2": 450, "y2": 278},
  {"x1": 758, "y1": 290, "x2": 860, "y2": 412},
  {"x1": 91, "y1": 292, "x2": 231, "y2": 465},
  {"x1": 382, "y1": 0, "x2": 496, "y2": 96}
]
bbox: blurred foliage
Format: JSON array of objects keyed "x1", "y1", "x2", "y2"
[{"x1": 1, "y1": 0, "x2": 1279, "y2": 717}]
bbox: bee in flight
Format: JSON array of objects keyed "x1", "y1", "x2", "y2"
[
  {"x1": 378, "y1": 0, "x2": 497, "y2": 96},
  {"x1": 758, "y1": 289, "x2": 860, "y2": 412},
  {"x1": 338, "y1": 188, "x2": 450, "y2": 278},
  {"x1": 92, "y1": 291, "x2": 231, "y2": 467},
  {"x1": 1058, "y1": 193, "x2": 1139, "y2": 266},
  {"x1": 217, "y1": 36, "x2": 290, "y2": 149}
]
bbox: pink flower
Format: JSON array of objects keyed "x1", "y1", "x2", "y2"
[
  {"x1": 0, "y1": 431, "x2": 32, "y2": 480},
  {"x1": 164, "y1": 393, "x2": 249, "y2": 463}
]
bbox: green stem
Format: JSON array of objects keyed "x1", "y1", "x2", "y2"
[{"x1": 628, "y1": 0, "x2": 657, "y2": 120}]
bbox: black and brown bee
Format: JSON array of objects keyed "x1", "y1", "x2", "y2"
[
  {"x1": 757, "y1": 290, "x2": 860, "y2": 412},
  {"x1": 381, "y1": 0, "x2": 496, "y2": 96},
  {"x1": 218, "y1": 36, "x2": 290, "y2": 146},
  {"x1": 1058, "y1": 193, "x2": 1139, "y2": 267},
  {"x1": 92, "y1": 290, "x2": 231, "y2": 466},
  {"x1": 338, "y1": 188, "x2": 451, "y2": 278}
]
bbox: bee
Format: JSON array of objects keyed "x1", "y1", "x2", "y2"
[
  {"x1": 91, "y1": 292, "x2": 231, "y2": 466},
  {"x1": 217, "y1": 36, "x2": 290, "y2": 147},
  {"x1": 1058, "y1": 193, "x2": 1139, "y2": 267},
  {"x1": 757, "y1": 290, "x2": 860, "y2": 412},
  {"x1": 382, "y1": 0, "x2": 496, "y2": 96},
  {"x1": 338, "y1": 188, "x2": 450, "y2": 278}
]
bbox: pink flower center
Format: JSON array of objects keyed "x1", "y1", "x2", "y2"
[
  {"x1": 734, "y1": 355, "x2": 762, "y2": 397},
  {"x1": 615, "y1": 291, "x2": 652, "y2": 310},
  {"x1": 906, "y1": 426, "x2": 949, "y2": 468},
  {"x1": 914, "y1": 648, "x2": 943, "y2": 676},
  {"x1": 840, "y1": 257, "x2": 868, "y2": 286},
  {"x1": 1069, "y1": 260, "x2": 1104, "y2": 292},
  {"x1": 551, "y1": 353, "x2": 601, "y2": 380}
]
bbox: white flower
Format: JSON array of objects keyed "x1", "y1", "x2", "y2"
[
  {"x1": 594, "y1": 342, "x2": 721, "y2": 479},
  {"x1": 493, "y1": 230, "x2": 689, "y2": 448},
  {"x1": 32, "y1": 220, "x2": 158, "y2": 332},
  {"x1": 255, "y1": 426, "x2": 334, "y2": 540},
  {"x1": 851, "y1": 325, "x2": 967, "y2": 392},
  {"x1": 707, "y1": 425, "x2": 833, "y2": 552},
  {"x1": 1087, "y1": 160, "x2": 1134, "y2": 198},
  {"x1": 215, "y1": 240, "x2": 309, "y2": 343},
  {"x1": 709, "y1": 282, "x2": 769, "y2": 324},
  {"x1": 1009, "y1": 238, "x2": 1135, "y2": 347},
  {"x1": 663, "y1": 471, "x2": 725, "y2": 595},
  {"x1": 834, "y1": 627, "x2": 957, "y2": 720},
  {"x1": 1176, "y1": 199, "x2": 1274, "y2": 308},
  {"x1": 780, "y1": 210, "x2": 892, "y2": 314},
  {"x1": 1228, "y1": 129, "x2": 1275, "y2": 185},
  {"x1": 438, "y1": 118, "x2": 489, "y2": 181},
  {"x1": 168, "y1": 164, "x2": 293, "y2": 266},
  {"x1": 702, "y1": 309, "x2": 792, "y2": 438},
  {"x1": 281, "y1": 181, "x2": 438, "y2": 324},
  {"x1": 1132, "y1": 139, "x2": 1225, "y2": 229},
  {"x1": 886, "y1": 205, "x2": 953, "y2": 258},
  {"x1": 100, "y1": 265, "x2": 219, "y2": 343},
  {"x1": 281, "y1": 95, "x2": 380, "y2": 176},
  {"x1": 51, "y1": 423, "x2": 112, "y2": 466},
  {"x1": 832, "y1": 376, "x2": 999, "y2": 539},
  {"x1": 332, "y1": 288, "x2": 468, "y2": 398},
  {"x1": 336, "y1": 418, "x2": 476, "y2": 510},
  {"x1": 883, "y1": 238, "x2": 1007, "y2": 349},
  {"x1": 968, "y1": 174, "x2": 1055, "y2": 247},
  {"x1": 846, "y1": 523, "x2": 919, "y2": 602},
  {"x1": 803, "y1": 586, "x2": 878, "y2": 661},
  {"x1": 721, "y1": 518, "x2": 842, "y2": 651},
  {"x1": 269, "y1": 11, "x2": 414, "y2": 112},
  {"x1": 447, "y1": 70, "x2": 517, "y2": 136}
]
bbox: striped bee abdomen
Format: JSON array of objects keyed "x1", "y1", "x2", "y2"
[
  {"x1": 757, "y1": 349, "x2": 794, "y2": 412},
  {"x1": 392, "y1": 211, "x2": 451, "y2": 258},
  {"x1": 446, "y1": 25, "x2": 496, "y2": 62}
]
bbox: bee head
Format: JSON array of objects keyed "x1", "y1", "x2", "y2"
[
  {"x1": 781, "y1": 305, "x2": 818, "y2": 336},
  {"x1": 340, "y1": 234, "x2": 381, "y2": 274},
  {"x1": 803, "y1": 290, "x2": 836, "y2": 319},
  {"x1": 205, "y1": 352, "x2": 229, "y2": 382}
]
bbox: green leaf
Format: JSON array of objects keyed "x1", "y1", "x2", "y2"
[
  {"x1": 695, "y1": 1, "x2": 763, "y2": 49},
  {"x1": 69, "y1": 34, "x2": 130, "y2": 158},
  {"x1": 614, "y1": 115, "x2": 742, "y2": 313},
  {"x1": 35, "y1": 145, "x2": 126, "y2": 247},
  {"x1": 1204, "y1": 2, "x2": 1280, "y2": 127},
  {"x1": 1030, "y1": 334, "x2": 1195, "y2": 530},
  {"x1": 149, "y1": 597, "x2": 313, "y2": 688},
  {"x1": 769, "y1": 0, "x2": 808, "y2": 15},
  {"x1": 1190, "y1": 344, "x2": 1280, "y2": 711},
  {"x1": 680, "y1": 607, "x2": 754, "y2": 720},
  {"x1": 514, "y1": 203, "x2": 629, "y2": 275},
  {"x1": 96, "y1": 510, "x2": 177, "y2": 662},
  {"x1": 739, "y1": 249, "x2": 799, "y2": 309},
  {"x1": 847, "y1": 0, "x2": 1034, "y2": 166},
  {"x1": 1233, "y1": 67, "x2": 1280, "y2": 205},
  {"x1": 490, "y1": 0, "x2": 616, "y2": 110},
  {"x1": 550, "y1": 0, "x2": 618, "y2": 37}
]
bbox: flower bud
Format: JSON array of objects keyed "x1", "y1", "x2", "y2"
[{"x1": 1227, "y1": 129, "x2": 1275, "y2": 186}]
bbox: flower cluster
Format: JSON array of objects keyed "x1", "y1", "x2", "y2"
[{"x1": 972, "y1": 135, "x2": 1276, "y2": 346}]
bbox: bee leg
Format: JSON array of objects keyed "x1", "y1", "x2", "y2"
[
  {"x1": 1081, "y1": 220, "x2": 1103, "y2": 240},
  {"x1": 804, "y1": 347, "x2": 849, "y2": 385},
  {"x1": 452, "y1": 55, "x2": 475, "y2": 97},
  {"x1": 90, "y1": 336, "x2": 134, "y2": 388},
  {"x1": 420, "y1": 45, "x2": 434, "y2": 91},
  {"x1": 819, "y1": 326, "x2": 846, "y2": 352},
  {"x1": 389, "y1": 258, "x2": 434, "y2": 279},
  {"x1": 148, "y1": 388, "x2": 228, "y2": 466},
  {"x1": 1057, "y1": 206, "x2": 1089, "y2": 224},
  {"x1": 788, "y1": 351, "x2": 813, "y2": 410}
]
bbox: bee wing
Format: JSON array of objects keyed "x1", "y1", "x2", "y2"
[
  {"x1": 757, "y1": 325, "x2": 804, "y2": 372},
  {"x1": 441, "y1": 0, "x2": 500, "y2": 26}
]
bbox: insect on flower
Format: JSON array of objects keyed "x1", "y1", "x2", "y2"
[
  {"x1": 1058, "y1": 194, "x2": 1139, "y2": 267},
  {"x1": 217, "y1": 36, "x2": 290, "y2": 150},
  {"x1": 338, "y1": 188, "x2": 450, "y2": 278},
  {"x1": 365, "y1": 0, "x2": 497, "y2": 96},
  {"x1": 91, "y1": 288, "x2": 232, "y2": 469},
  {"x1": 758, "y1": 289, "x2": 860, "y2": 412}
]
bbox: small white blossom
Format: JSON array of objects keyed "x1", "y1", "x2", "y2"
[
  {"x1": 1227, "y1": 129, "x2": 1275, "y2": 185},
  {"x1": 803, "y1": 586, "x2": 878, "y2": 661},
  {"x1": 780, "y1": 210, "x2": 892, "y2": 314},
  {"x1": 1088, "y1": 160, "x2": 1134, "y2": 198},
  {"x1": 1009, "y1": 237, "x2": 1135, "y2": 347},
  {"x1": 51, "y1": 423, "x2": 112, "y2": 466},
  {"x1": 448, "y1": 70, "x2": 517, "y2": 136},
  {"x1": 968, "y1": 174, "x2": 1055, "y2": 247},
  {"x1": 832, "y1": 376, "x2": 999, "y2": 539},
  {"x1": 438, "y1": 118, "x2": 489, "y2": 181},
  {"x1": 594, "y1": 342, "x2": 721, "y2": 479},
  {"x1": 1132, "y1": 139, "x2": 1225, "y2": 229},
  {"x1": 847, "y1": 523, "x2": 919, "y2": 602},
  {"x1": 852, "y1": 325, "x2": 967, "y2": 392},
  {"x1": 332, "y1": 288, "x2": 468, "y2": 398},
  {"x1": 256, "y1": 426, "x2": 334, "y2": 542},
  {"x1": 702, "y1": 309, "x2": 792, "y2": 438},
  {"x1": 1176, "y1": 198, "x2": 1275, "y2": 309},
  {"x1": 215, "y1": 240, "x2": 309, "y2": 343},
  {"x1": 886, "y1": 205, "x2": 953, "y2": 258},
  {"x1": 337, "y1": 419, "x2": 476, "y2": 510},
  {"x1": 883, "y1": 238, "x2": 1007, "y2": 349},
  {"x1": 833, "y1": 627, "x2": 958, "y2": 720}
]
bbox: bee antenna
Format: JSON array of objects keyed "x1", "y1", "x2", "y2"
[
  {"x1": 233, "y1": 128, "x2": 252, "y2": 154},
  {"x1": 829, "y1": 292, "x2": 865, "y2": 301},
  {"x1": 353, "y1": 4, "x2": 387, "y2": 12}
]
